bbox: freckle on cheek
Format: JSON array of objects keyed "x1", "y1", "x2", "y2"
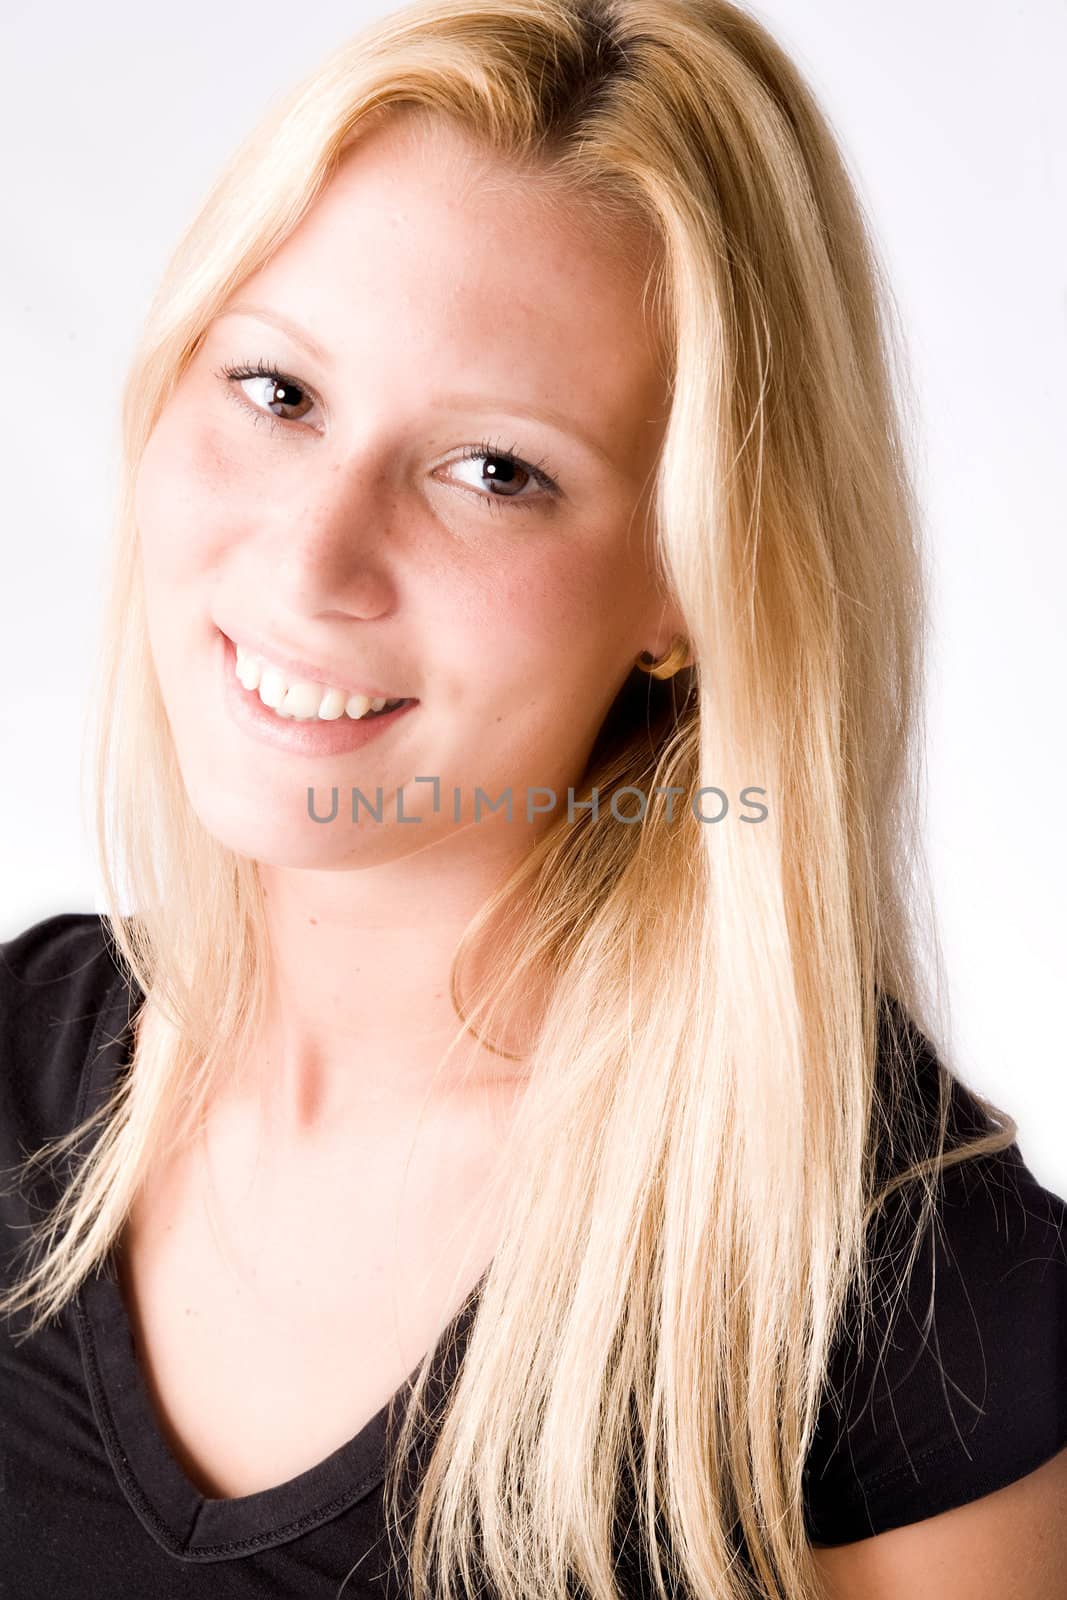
[{"x1": 192, "y1": 428, "x2": 247, "y2": 488}]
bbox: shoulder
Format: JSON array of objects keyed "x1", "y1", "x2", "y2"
[
  {"x1": 0, "y1": 908, "x2": 118, "y2": 1030},
  {"x1": 809, "y1": 1443, "x2": 1067, "y2": 1599},
  {"x1": 0, "y1": 910, "x2": 126, "y2": 1165},
  {"x1": 804, "y1": 1014, "x2": 1067, "y2": 1549}
]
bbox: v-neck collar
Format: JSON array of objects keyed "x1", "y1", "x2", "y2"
[{"x1": 71, "y1": 948, "x2": 485, "y2": 1563}]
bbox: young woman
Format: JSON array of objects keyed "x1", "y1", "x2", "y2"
[{"x1": 2, "y1": 2, "x2": 1064, "y2": 1597}]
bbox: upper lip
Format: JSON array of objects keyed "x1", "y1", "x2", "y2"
[{"x1": 220, "y1": 627, "x2": 414, "y2": 702}]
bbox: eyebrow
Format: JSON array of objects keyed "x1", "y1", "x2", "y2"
[
  {"x1": 216, "y1": 303, "x2": 331, "y2": 364},
  {"x1": 214, "y1": 303, "x2": 616, "y2": 469}
]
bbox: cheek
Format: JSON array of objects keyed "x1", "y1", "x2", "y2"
[
  {"x1": 483, "y1": 550, "x2": 611, "y2": 653},
  {"x1": 479, "y1": 542, "x2": 642, "y2": 686},
  {"x1": 135, "y1": 411, "x2": 246, "y2": 585},
  {"x1": 438, "y1": 550, "x2": 633, "y2": 748}
]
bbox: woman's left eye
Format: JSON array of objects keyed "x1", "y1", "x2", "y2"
[{"x1": 441, "y1": 439, "x2": 561, "y2": 514}]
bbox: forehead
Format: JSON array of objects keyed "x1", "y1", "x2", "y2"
[{"x1": 215, "y1": 114, "x2": 670, "y2": 458}]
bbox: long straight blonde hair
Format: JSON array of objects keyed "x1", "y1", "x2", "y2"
[{"x1": 2, "y1": 2, "x2": 1017, "y2": 1596}]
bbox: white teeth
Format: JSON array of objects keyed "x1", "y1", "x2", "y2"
[
  {"x1": 279, "y1": 682, "x2": 325, "y2": 719},
  {"x1": 237, "y1": 655, "x2": 262, "y2": 691},
  {"x1": 317, "y1": 688, "x2": 346, "y2": 721},
  {"x1": 258, "y1": 666, "x2": 287, "y2": 710},
  {"x1": 231, "y1": 642, "x2": 407, "y2": 721}
]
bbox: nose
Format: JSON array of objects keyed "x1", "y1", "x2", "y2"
[{"x1": 258, "y1": 458, "x2": 400, "y2": 623}]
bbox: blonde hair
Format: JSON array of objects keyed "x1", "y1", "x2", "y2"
[{"x1": 2, "y1": 2, "x2": 1018, "y2": 1596}]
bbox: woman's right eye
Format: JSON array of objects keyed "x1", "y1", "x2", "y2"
[{"x1": 216, "y1": 360, "x2": 318, "y2": 427}]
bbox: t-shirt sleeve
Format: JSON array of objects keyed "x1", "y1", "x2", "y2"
[
  {"x1": 0, "y1": 910, "x2": 118, "y2": 1248},
  {"x1": 803, "y1": 1078, "x2": 1067, "y2": 1545}
]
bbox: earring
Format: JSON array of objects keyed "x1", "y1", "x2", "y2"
[{"x1": 635, "y1": 634, "x2": 691, "y2": 679}]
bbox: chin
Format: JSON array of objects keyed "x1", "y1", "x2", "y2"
[{"x1": 177, "y1": 780, "x2": 429, "y2": 873}]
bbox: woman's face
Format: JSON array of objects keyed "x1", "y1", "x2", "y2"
[{"x1": 134, "y1": 113, "x2": 683, "y2": 870}]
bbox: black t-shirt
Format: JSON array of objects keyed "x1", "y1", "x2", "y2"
[{"x1": 1, "y1": 911, "x2": 1065, "y2": 1597}]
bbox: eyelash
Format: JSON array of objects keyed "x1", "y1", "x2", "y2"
[{"x1": 214, "y1": 358, "x2": 562, "y2": 515}]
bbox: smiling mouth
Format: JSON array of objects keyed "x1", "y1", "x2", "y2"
[{"x1": 227, "y1": 637, "x2": 416, "y2": 722}]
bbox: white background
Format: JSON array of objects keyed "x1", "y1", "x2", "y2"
[{"x1": 1, "y1": 2, "x2": 1064, "y2": 1192}]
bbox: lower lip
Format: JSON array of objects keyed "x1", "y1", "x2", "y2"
[{"x1": 218, "y1": 630, "x2": 418, "y2": 757}]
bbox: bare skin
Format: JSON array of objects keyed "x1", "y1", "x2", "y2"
[
  {"x1": 811, "y1": 1444, "x2": 1067, "y2": 1600},
  {"x1": 116, "y1": 1047, "x2": 518, "y2": 1498},
  {"x1": 127, "y1": 110, "x2": 683, "y2": 1498}
]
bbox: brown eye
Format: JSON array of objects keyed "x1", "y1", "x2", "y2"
[
  {"x1": 451, "y1": 450, "x2": 534, "y2": 499},
  {"x1": 219, "y1": 362, "x2": 318, "y2": 426},
  {"x1": 440, "y1": 438, "x2": 561, "y2": 514}
]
